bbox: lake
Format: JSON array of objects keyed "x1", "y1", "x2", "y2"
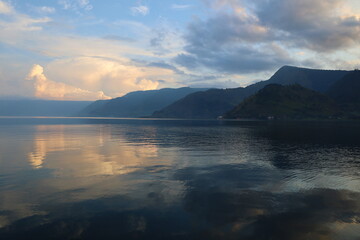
[{"x1": 0, "y1": 118, "x2": 359, "y2": 239}]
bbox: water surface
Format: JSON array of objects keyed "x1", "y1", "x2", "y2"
[{"x1": 0, "y1": 118, "x2": 359, "y2": 239}]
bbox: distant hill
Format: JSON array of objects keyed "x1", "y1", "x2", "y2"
[
  {"x1": 0, "y1": 100, "x2": 91, "y2": 117},
  {"x1": 150, "y1": 66, "x2": 349, "y2": 119},
  {"x1": 224, "y1": 84, "x2": 340, "y2": 120},
  {"x1": 327, "y1": 70, "x2": 360, "y2": 117},
  {"x1": 151, "y1": 88, "x2": 246, "y2": 119},
  {"x1": 79, "y1": 100, "x2": 108, "y2": 116},
  {"x1": 79, "y1": 87, "x2": 208, "y2": 117}
]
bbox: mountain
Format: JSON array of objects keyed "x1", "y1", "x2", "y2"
[
  {"x1": 79, "y1": 100, "x2": 108, "y2": 116},
  {"x1": 248, "y1": 65, "x2": 349, "y2": 94},
  {"x1": 224, "y1": 84, "x2": 340, "y2": 120},
  {"x1": 327, "y1": 70, "x2": 360, "y2": 117},
  {"x1": 150, "y1": 66, "x2": 349, "y2": 119},
  {"x1": 151, "y1": 88, "x2": 246, "y2": 119},
  {"x1": 0, "y1": 100, "x2": 91, "y2": 117},
  {"x1": 80, "y1": 87, "x2": 208, "y2": 117},
  {"x1": 327, "y1": 70, "x2": 360, "y2": 107}
]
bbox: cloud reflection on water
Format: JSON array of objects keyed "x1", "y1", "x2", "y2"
[{"x1": 0, "y1": 121, "x2": 359, "y2": 239}]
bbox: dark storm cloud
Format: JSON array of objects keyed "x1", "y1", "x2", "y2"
[{"x1": 176, "y1": 0, "x2": 360, "y2": 74}]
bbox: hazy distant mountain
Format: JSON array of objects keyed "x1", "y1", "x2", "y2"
[
  {"x1": 327, "y1": 70, "x2": 360, "y2": 117},
  {"x1": 0, "y1": 100, "x2": 91, "y2": 117},
  {"x1": 150, "y1": 66, "x2": 349, "y2": 119},
  {"x1": 79, "y1": 100, "x2": 108, "y2": 116},
  {"x1": 225, "y1": 84, "x2": 340, "y2": 120},
  {"x1": 80, "y1": 87, "x2": 208, "y2": 117},
  {"x1": 151, "y1": 88, "x2": 246, "y2": 119}
]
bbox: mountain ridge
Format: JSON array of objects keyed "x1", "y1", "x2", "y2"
[
  {"x1": 79, "y1": 87, "x2": 208, "y2": 117},
  {"x1": 151, "y1": 87, "x2": 245, "y2": 119},
  {"x1": 150, "y1": 66, "x2": 350, "y2": 119}
]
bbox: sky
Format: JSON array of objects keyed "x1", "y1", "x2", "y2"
[{"x1": 0, "y1": 0, "x2": 360, "y2": 100}]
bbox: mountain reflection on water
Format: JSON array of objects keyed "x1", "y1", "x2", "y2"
[{"x1": 0, "y1": 118, "x2": 359, "y2": 240}]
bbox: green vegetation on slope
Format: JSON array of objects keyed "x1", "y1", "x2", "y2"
[
  {"x1": 327, "y1": 70, "x2": 360, "y2": 117},
  {"x1": 225, "y1": 84, "x2": 341, "y2": 120}
]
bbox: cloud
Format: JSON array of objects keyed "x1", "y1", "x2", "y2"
[
  {"x1": 13, "y1": 17, "x2": 51, "y2": 32},
  {"x1": 36, "y1": 6, "x2": 56, "y2": 14},
  {"x1": 184, "y1": 13, "x2": 270, "y2": 49},
  {"x1": 45, "y1": 57, "x2": 172, "y2": 98},
  {"x1": 255, "y1": 0, "x2": 360, "y2": 51},
  {"x1": 171, "y1": 4, "x2": 192, "y2": 9},
  {"x1": 175, "y1": 11, "x2": 291, "y2": 74},
  {"x1": 26, "y1": 64, "x2": 110, "y2": 101},
  {"x1": 0, "y1": 1, "x2": 52, "y2": 33},
  {"x1": 175, "y1": 44, "x2": 293, "y2": 74},
  {"x1": 0, "y1": 1, "x2": 13, "y2": 14},
  {"x1": 103, "y1": 35, "x2": 134, "y2": 42},
  {"x1": 0, "y1": 3, "x2": 181, "y2": 99},
  {"x1": 1, "y1": 0, "x2": 360, "y2": 99},
  {"x1": 131, "y1": 5, "x2": 149, "y2": 16},
  {"x1": 149, "y1": 21, "x2": 185, "y2": 56},
  {"x1": 175, "y1": 0, "x2": 360, "y2": 74},
  {"x1": 58, "y1": 0, "x2": 93, "y2": 11}
]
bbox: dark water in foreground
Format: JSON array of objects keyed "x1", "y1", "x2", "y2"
[{"x1": 0, "y1": 118, "x2": 359, "y2": 240}]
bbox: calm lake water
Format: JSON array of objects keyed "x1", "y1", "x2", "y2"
[{"x1": 0, "y1": 118, "x2": 359, "y2": 239}]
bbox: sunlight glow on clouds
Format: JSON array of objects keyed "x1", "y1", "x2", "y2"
[
  {"x1": 0, "y1": 0, "x2": 360, "y2": 100},
  {"x1": 46, "y1": 57, "x2": 167, "y2": 97},
  {"x1": 0, "y1": 1, "x2": 181, "y2": 100},
  {"x1": 0, "y1": 1, "x2": 12, "y2": 14},
  {"x1": 26, "y1": 64, "x2": 111, "y2": 101}
]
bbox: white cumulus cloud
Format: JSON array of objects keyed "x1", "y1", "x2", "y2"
[
  {"x1": 45, "y1": 57, "x2": 171, "y2": 98},
  {"x1": 26, "y1": 64, "x2": 110, "y2": 101}
]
